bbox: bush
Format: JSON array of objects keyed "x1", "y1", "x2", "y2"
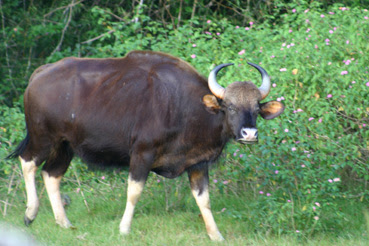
[
  {"x1": 209, "y1": 3, "x2": 369, "y2": 236},
  {"x1": 0, "y1": 105, "x2": 25, "y2": 175}
]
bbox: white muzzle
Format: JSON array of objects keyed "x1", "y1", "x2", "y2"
[{"x1": 238, "y1": 127, "x2": 258, "y2": 144}]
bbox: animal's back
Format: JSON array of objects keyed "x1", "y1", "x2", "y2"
[{"x1": 23, "y1": 51, "x2": 212, "y2": 168}]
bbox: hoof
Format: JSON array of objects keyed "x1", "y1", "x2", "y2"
[
  {"x1": 56, "y1": 220, "x2": 75, "y2": 229},
  {"x1": 209, "y1": 232, "x2": 225, "y2": 242},
  {"x1": 24, "y1": 215, "x2": 34, "y2": 227},
  {"x1": 120, "y1": 230, "x2": 130, "y2": 235},
  {"x1": 119, "y1": 228, "x2": 130, "y2": 235}
]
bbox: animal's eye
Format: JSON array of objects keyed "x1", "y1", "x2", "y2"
[{"x1": 228, "y1": 106, "x2": 237, "y2": 113}]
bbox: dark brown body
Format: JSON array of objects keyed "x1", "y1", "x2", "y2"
[
  {"x1": 22, "y1": 51, "x2": 226, "y2": 180},
  {"x1": 9, "y1": 50, "x2": 284, "y2": 241}
]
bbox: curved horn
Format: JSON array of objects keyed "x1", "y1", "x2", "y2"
[
  {"x1": 247, "y1": 62, "x2": 271, "y2": 100},
  {"x1": 208, "y1": 63, "x2": 234, "y2": 99}
]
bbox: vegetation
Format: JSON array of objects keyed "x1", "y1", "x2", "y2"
[{"x1": 1, "y1": 0, "x2": 369, "y2": 245}]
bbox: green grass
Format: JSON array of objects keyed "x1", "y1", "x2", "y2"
[{"x1": 1, "y1": 174, "x2": 368, "y2": 246}]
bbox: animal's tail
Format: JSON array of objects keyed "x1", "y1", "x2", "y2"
[{"x1": 6, "y1": 132, "x2": 30, "y2": 159}]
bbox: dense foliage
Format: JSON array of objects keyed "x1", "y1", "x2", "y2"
[
  {"x1": 0, "y1": 0, "x2": 366, "y2": 105},
  {"x1": 1, "y1": 0, "x2": 368, "y2": 238}
]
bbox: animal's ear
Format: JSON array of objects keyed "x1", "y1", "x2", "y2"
[
  {"x1": 202, "y1": 94, "x2": 221, "y2": 114},
  {"x1": 260, "y1": 101, "x2": 285, "y2": 120}
]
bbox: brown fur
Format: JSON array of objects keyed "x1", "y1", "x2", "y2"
[{"x1": 9, "y1": 51, "x2": 284, "y2": 240}]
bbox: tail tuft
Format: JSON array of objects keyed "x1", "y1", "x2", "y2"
[{"x1": 6, "y1": 133, "x2": 30, "y2": 159}]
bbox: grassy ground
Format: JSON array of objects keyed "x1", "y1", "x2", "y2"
[{"x1": 1, "y1": 174, "x2": 368, "y2": 246}]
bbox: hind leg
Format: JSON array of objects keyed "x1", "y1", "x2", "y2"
[
  {"x1": 42, "y1": 142, "x2": 74, "y2": 228},
  {"x1": 42, "y1": 171, "x2": 73, "y2": 228},
  {"x1": 20, "y1": 157, "x2": 39, "y2": 226}
]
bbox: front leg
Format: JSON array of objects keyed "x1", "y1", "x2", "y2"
[
  {"x1": 188, "y1": 166, "x2": 224, "y2": 241},
  {"x1": 119, "y1": 173, "x2": 146, "y2": 234},
  {"x1": 119, "y1": 151, "x2": 151, "y2": 235}
]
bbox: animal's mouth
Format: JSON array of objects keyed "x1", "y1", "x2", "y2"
[{"x1": 237, "y1": 139, "x2": 258, "y2": 145}]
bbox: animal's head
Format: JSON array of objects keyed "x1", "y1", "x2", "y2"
[{"x1": 203, "y1": 62, "x2": 284, "y2": 144}]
